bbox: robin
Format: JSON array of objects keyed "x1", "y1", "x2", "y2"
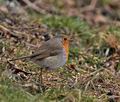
[{"x1": 9, "y1": 36, "x2": 69, "y2": 84}]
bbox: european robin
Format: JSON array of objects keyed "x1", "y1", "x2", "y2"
[{"x1": 10, "y1": 36, "x2": 69, "y2": 84}]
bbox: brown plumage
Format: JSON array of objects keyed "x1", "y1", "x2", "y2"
[{"x1": 10, "y1": 36, "x2": 69, "y2": 70}]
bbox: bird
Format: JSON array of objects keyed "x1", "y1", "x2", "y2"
[{"x1": 9, "y1": 36, "x2": 69, "y2": 84}]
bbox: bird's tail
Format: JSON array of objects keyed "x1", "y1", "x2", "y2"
[{"x1": 9, "y1": 56, "x2": 30, "y2": 61}]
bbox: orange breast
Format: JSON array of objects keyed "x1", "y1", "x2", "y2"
[{"x1": 63, "y1": 38, "x2": 69, "y2": 60}]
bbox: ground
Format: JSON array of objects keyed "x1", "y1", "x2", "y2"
[{"x1": 0, "y1": 0, "x2": 120, "y2": 102}]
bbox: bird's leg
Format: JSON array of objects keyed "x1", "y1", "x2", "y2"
[{"x1": 40, "y1": 68, "x2": 43, "y2": 85}]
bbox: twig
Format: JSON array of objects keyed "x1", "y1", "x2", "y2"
[
  {"x1": 80, "y1": 0, "x2": 98, "y2": 12},
  {"x1": 90, "y1": 0, "x2": 98, "y2": 9},
  {"x1": 84, "y1": 73, "x2": 99, "y2": 92},
  {"x1": 22, "y1": 0, "x2": 46, "y2": 14},
  {"x1": 91, "y1": 80, "x2": 97, "y2": 91},
  {"x1": 89, "y1": 68, "x2": 104, "y2": 76},
  {"x1": 84, "y1": 80, "x2": 90, "y2": 92},
  {"x1": 0, "y1": 24, "x2": 10, "y2": 32},
  {"x1": 0, "y1": 24, "x2": 25, "y2": 40}
]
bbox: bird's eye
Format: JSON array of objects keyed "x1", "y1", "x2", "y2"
[{"x1": 64, "y1": 37, "x2": 67, "y2": 41}]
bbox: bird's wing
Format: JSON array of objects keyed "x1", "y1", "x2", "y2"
[
  {"x1": 30, "y1": 37, "x2": 63, "y2": 60},
  {"x1": 34, "y1": 49, "x2": 63, "y2": 61}
]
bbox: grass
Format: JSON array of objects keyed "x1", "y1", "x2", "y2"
[
  {"x1": 0, "y1": 73, "x2": 96, "y2": 102},
  {"x1": 0, "y1": 84, "x2": 33, "y2": 102},
  {"x1": 0, "y1": 80, "x2": 97, "y2": 102}
]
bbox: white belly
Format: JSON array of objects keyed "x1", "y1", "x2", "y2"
[{"x1": 37, "y1": 50, "x2": 67, "y2": 70}]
